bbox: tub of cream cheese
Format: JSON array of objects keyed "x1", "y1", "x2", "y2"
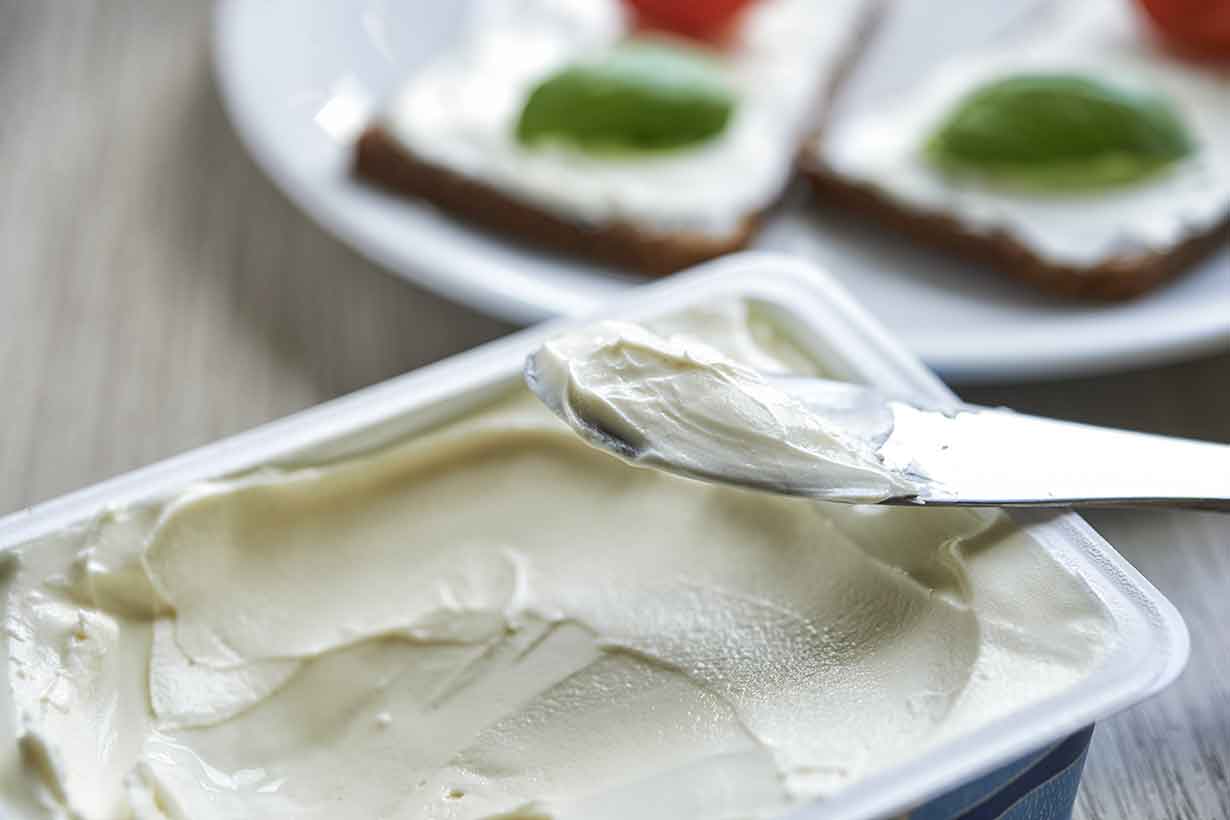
[{"x1": 0, "y1": 253, "x2": 1187, "y2": 820}]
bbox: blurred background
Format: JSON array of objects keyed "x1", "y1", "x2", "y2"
[{"x1": 0, "y1": 2, "x2": 1226, "y2": 819}]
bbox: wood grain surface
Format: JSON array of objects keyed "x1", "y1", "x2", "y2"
[{"x1": 1, "y1": 2, "x2": 1226, "y2": 818}]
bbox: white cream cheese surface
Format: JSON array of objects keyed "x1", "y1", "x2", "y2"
[
  {"x1": 381, "y1": 0, "x2": 869, "y2": 237},
  {"x1": 820, "y1": 0, "x2": 1230, "y2": 267},
  {"x1": 0, "y1": 302, "x2": 1114, "y2": 820}
]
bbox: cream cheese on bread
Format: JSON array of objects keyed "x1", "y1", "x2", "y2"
[
  {"x1": 378, "y1": 0, "x2": 871, "y2": 239},
  {"x1": 819, "y1": 0, "x2": 1230, "y2": 269}
]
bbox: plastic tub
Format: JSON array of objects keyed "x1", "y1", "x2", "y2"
[{"x1": 0, "y1": 252, "x2": 1188, "y2": 820}]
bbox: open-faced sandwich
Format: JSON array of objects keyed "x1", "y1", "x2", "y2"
[
  {"x1": 804, "y1": 0, "x2": 1230, "y2": 299},
  {"x1": 355, "y1": 0, "x2": 881, "y2": 275}
]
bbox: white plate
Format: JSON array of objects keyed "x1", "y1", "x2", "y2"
[{"x1": 213, "y1": 0, "x2": 1230, "y2": 382}]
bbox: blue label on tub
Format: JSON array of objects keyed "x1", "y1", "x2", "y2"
[{"x1": 909, "y1": 726, "x2": 1094, "y2": 820}]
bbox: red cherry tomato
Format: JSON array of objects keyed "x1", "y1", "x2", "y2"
[
  {"x1": 624, "y1": 0, "x2": 758, "y2": 43},
  {"x1": 1138, "y1": 0, "x2": 1230, "y2": 58}
]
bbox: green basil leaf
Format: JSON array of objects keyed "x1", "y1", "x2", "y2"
[
  {"x1": 516, "y1": 39, "x2": 735, "y2": 153},
  {"x1": 925, "y1": 74, "x2": 1194, "y2": 190}
]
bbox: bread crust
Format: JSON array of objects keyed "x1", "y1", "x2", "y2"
[
  {"x1": 353, "y1": 1, "x2": 886, "y2": 277},
  {"x1": 800, "y1": 155, "x2": 1230, "y2": 301},
  {"x1": 355, "y1": 127, "x2": 759, "y2": 276}
]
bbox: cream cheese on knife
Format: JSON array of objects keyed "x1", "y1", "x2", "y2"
[
  {"x1": 531, "y1": 320, "x2": 913, "y2": 501},
  {"x1": 0, "y1": 302, "x2": 1113, "y2": 820}
]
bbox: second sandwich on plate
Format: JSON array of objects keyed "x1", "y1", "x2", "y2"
[{"x1": 804, "y1": 0, "x2": 1230, "y2": 299}]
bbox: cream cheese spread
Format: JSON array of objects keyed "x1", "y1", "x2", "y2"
[
  {"x1": 820, "y1": 0, "x2": 1230, "y2": 267},
  {"x1": 380, "y1": 0, "x2": 870, "y2": 238},
  {"x1": 530, "y1": 320, "x2": 912, "y2": 501},
  {"x1": 0, "y1": 301, "x2": 1113, "y2": 819}
]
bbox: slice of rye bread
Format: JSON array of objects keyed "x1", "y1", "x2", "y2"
[
  {"x1": 355, "y1": 126, "x2": 760, "y2": 276},
  {"x1": 354, "y1": 1, "x2": 886, "y2": 278},
  {"x1": 801, "y1": 158, "x2": 1230, "y2": 301}
]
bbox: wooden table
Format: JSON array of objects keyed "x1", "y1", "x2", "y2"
[{"x1": 1, "y1": 3, "x2": 1226, "y2": 818}]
